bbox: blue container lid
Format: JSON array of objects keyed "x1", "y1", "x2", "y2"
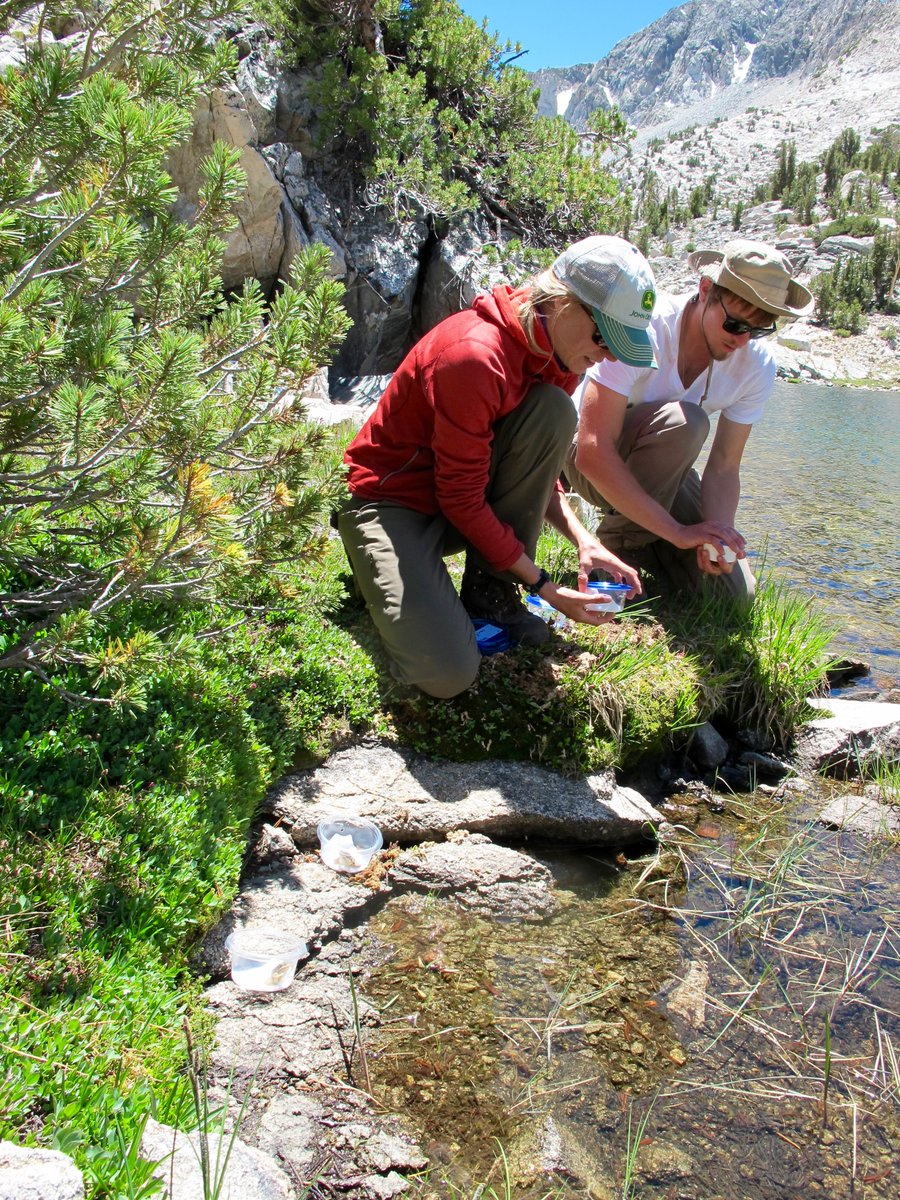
[
  {"x1": 473, "y1": 619, "x2": 512, "y2": 654},
  {"x1": 525, "y1": 594, "x2": 555, "y2": 613},
  {"x1": 587, "y1": 581, "x2": 632, "y2": 593}
]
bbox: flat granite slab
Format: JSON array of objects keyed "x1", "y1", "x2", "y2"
[
  {"x1": 806, "y1": 697, "x2": 900, "y2": 732},
  {"x1": 264, "y1": 741, "x2": 661, "y2": 847}
]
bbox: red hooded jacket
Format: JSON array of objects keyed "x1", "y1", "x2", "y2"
[{"x1": 344, "y1": 285, "x2": 577, "y2": 572}]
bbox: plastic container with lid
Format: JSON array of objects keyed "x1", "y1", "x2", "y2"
[
  {"x1": 703, "y1": 542, "x2": 737, "y2": 564},
  {"x1": 585, "y1": 581, "x2": 632, "y2": 613},
  {"x1": 472, "y1": 619, "x2": 512, "y2": 654}
]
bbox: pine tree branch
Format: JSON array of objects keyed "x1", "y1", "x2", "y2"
[{"x1": 3, "y1": 169, "x2": 127, "y2": 301}]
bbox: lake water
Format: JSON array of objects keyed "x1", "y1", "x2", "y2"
[{"x1": 709, "y1": 380, "x2": 900, "y2": 687}]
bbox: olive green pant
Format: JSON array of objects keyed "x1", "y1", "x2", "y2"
[
  {"x1": 565, "y1": 399, "x2": 755, "y2": 601},
  {"x1": 338, "y1": 385, "x2": 577, "y2": 698}
]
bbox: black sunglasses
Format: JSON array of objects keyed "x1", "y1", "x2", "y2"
[
  {"x1": 717, "y1": 295, "x2": 776, "y2": 340},
  {"x1": 580, "y1": 304, "x2": 610, "y2": 351}
]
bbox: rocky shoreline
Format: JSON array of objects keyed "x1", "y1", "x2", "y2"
[
  {"x1": 187, "y1": 696, "x2": 899, "y2": 1200},
  {"x1": 773, "y1": 314, "x2": 900, "y2": 390},
  {"x1": 7, "y1": 697, "x2": 899, "y2": 1199}
]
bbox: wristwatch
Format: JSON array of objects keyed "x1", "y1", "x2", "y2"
[{"x1": 523, "y1": 568, "x2": 551, "y2": 596}]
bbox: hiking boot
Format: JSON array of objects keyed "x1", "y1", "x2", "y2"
[{"x1": 460, "y1": 566, "x2": 550, "y2": 648}]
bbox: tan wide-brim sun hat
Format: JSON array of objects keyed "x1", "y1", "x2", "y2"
[{"x1": 687, "y1": 239, "x2": 814, "y2": 318}]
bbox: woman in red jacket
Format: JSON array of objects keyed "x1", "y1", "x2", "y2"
[{"x1": 337, "y1": 235, "x2": 656, "y2": 698}]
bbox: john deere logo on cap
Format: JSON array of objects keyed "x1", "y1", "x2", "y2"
[{"x1": 641, "y1": 289, "x2": 655, "y2": 313}]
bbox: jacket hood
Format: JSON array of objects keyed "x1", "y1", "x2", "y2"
[{"x1": 472, "y1": 285, "x2": 575, "y2": 389}]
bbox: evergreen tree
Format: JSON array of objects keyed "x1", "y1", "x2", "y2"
[
  {"x1": 0, "y1": 3, "x2": 351, "y2": 699},
  {"x1": 257, "y1": 0, "x2": 632, "y2": 243},
  {"x1": 770, "y1": 139, "x2": 797, "y2": 199},
  {"x1": 872, "y1": 228, "x2": 900, "y2": 309},
  {"x1": 638, "y1": 167, "x2": 671, "y2": 235},
  {"x1": 823, "y1": 142, "x2": 847, "y2": 198},
  {"x1": 784, "y1": 160, "x2": 818, "y2": 225}
]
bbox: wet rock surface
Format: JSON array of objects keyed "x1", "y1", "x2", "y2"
[{"x1": 390, "y1": 831, "x2": 557, "y2": 919}]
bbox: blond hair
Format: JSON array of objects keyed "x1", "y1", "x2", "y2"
[{"x1": 517, "y1": 268, "x2": 578, "y2": 355}]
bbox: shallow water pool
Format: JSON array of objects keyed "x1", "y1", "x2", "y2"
[{"x1": 359, "y1": 787, "x2": 899, "y2": 1198}]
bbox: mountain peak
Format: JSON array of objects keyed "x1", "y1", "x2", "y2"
[{"x1": 547, "y1": 0, "x2": 894, "y2": 129}]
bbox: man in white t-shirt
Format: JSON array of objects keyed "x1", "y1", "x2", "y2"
[{"x1": 564, "y1": 239, "x2": 813, "y2": 600}]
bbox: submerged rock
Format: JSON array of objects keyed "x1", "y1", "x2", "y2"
[
  {"x1": 817, "y1": 787, "x2": 900, "y2": 837},
  {"x1": 664, "y1": 959, "x2": 710, "y2": 1029}
]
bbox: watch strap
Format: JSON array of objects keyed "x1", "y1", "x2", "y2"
[{"x1": 524, "y1": 568, "x2": 551, "y2": 596}]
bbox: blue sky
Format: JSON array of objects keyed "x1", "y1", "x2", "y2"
[{"x1": 458, "y1": 1, "x2": 686, "y2": 71}]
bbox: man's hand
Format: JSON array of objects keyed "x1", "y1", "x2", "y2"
[
  {"x1": 696, "y1": 544, "x2": 732, "y2": 576},
  {"x1": 672, "y1": 520, "x2": 745, "y2": 575},
  {"x1": 574, "y1": 534, "x2": 643, "y2": 595}
]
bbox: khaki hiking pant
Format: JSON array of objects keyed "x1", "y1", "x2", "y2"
[
  {"x1": 338, "y1": 384, "x2": 577, "y2": 698},
  {"x1": 565, "y1": 399, "x2": 755, "y2": 602}
]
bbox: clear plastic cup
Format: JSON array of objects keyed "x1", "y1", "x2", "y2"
[
  {"x1": 317, "y1": 817, "x2": 383, "y2": 874},
  {"x1": 225, "y1": 927, "x2": 307, "y2": 992},
  {"x1": 585, "y1": 581, "x2": 632, "y2": 613}
]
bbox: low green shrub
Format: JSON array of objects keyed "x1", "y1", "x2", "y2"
[
  {"x1": 815, "y1": 214, "x2": 881, "y2": 242},
  {"x1": 0, "y1": 558, "x2": 379, "y2": 1192}
]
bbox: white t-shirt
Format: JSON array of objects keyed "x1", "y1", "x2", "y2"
[{"x1": 575, "y1": 291, "x2": 776, "y2": 425}]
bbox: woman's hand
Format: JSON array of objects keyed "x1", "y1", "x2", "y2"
[
  {"x1": 546, "y1": 579, "x2": 644, "y2": 626},
  {"x1": 546, "y1": 584, "x2": 619, "y2": 626}
]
